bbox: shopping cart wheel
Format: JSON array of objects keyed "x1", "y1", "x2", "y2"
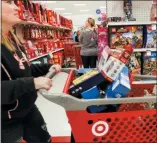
[{"x1": 70, "y1": 132, "x2": 75, "y2": 143}]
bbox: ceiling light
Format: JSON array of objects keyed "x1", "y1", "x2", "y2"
[
  {"x1": 80, "y1": 10, "x2": 90, "y2": 12},
  {"x1": 54, "y1": 8, "x2": 65, "y2": 10},
  {"x1": 74, "y1": 4, "x2": 86, "y2": 6},
  {"x1": 46, "y1": 1, "x2": 56, "y2": 3},
  {"x1": 100, "y1": 6, "x2": 106, "y2": 9},
  {"x1": 62, "y1": 13, "x2": 72, "y2": 15}
]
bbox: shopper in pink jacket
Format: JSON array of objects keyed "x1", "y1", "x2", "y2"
[{"x1": 1, "y1": 1, "x2": 61, "y2": 143}]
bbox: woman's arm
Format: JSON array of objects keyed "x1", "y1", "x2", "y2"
[
  {"x1": 1, "y1": 77, "x2": 36, "y2": 105},
  {"x1": 2, "y1": 76, "x2": 52, "y2": 105},
  {"x1": 30, "y1": 63, "x2": 52, "y2": 77}
]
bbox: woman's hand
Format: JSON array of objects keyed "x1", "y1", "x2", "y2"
[
  {"x1": 49, "y1": 64, "x2": 61, "y2": 73},
  {"x1": 34, "y1": 77, "x2": 52, "y2": 90}
]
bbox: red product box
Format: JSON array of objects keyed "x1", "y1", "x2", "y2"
[
  {"x1": 98, "y1": 28, "x2": 108, "y2": 59},
  {"x1": 47, "y1": 10, "x2": 53, "y2": 25}
]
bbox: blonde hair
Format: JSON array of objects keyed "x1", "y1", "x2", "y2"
[
  {"x1": 87, "y1": 17, "x2": 95, "y2": 27},
  {"x1": 1, "y1": 29, "x2": 22, "y2": 52}
]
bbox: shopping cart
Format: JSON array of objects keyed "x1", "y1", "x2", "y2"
[
  {"x1": 63, "y1": 42, "x2": 79, "y2": 67},
  {"x1": 72, "y1": 45, "x2": 83, "y2": 69},
  {"x1": 39, "y1": 69, "x2": 157, "y2": 143}
]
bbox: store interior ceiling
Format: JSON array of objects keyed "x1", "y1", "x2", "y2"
[{"x1": 39, "y1": 1, "x2": 106, "y2": 16}]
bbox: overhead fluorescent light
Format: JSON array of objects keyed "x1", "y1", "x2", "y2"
[
  {"x1": 100, "y1": 6, "x2": 106, "y2": 9},
  {"x1": 80, "y1": 9, "x2": 90, "y2": 12},
  {"x1": 46, "y1": 1, "x2": 56, "y2": 3},
  {"x1": 62, "y1": 13, "x2": 72, "y2": 15},
  {"x1": 74, "y1": 4, "x2": 86, "y2": 6},
  {"x1": 54, "y1": 8, "x2": 65, "y2": 10}
]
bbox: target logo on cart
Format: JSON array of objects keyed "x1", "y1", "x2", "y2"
[{"x1": 92, "y1": 121, "x2": 109, "y2": 136}]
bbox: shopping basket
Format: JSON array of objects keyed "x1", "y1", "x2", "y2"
[
  {"x1": 72, "y1": 45, "x2": 83, "y2": 69},
  {"x1": 39, "y1": 69, "x2": 157, "y2": 143}
]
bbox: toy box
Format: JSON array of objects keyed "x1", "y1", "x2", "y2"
[
  {"x1": 146, "y1": 25, "x2": 157, "y2": 48},
  {"x1": 98, "y1": 46, "x2": 110, "y2": 70},
  {"x1": 69, "y1": 72, "x2": 111, "y2": 98},
  {"x1": 72, "y1": 70, "x2": 99, "y2": 85},
  {"x1": 109, "y1": 26, "x2": 144, "y2": 49},
  {"x1": 100, "y1": 56, "x2": 125, "y2": 82},
  {"x1": 98, "y1": 28, "x2": 108, "y2": 59},
  {"x1": 105, "y1": 66, "x2": 131, "y2": 98},
  {"x1": 128, "y1": 52, "x2": 141, "y2": 74},
  {"x1": 81, "y1": 86, "x2": 106, "y2": 113},
  {"x1": 143, "y1": 51, "x2": 157, "y2": 75}
]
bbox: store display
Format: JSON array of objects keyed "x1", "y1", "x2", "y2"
[
  {"x1": 109, "y1": 26, "x2": 144, "y2": 49},
  {"x1": 128, "y1": 52, "x2": 141, "y2": 74},
  {"x1": 146, "y1": 25, "x2": 157, "y2": 48},
  {"x1": 143, "y1": 51, "x2": 157, "y2": 75}
]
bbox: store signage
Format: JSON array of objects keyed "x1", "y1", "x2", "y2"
[
  {"x1": 98, "y1": 17, "x2": 102, "y2": 21},
  {"x1": 96, "y1": 9, "x2": 101, "y2": 14}
]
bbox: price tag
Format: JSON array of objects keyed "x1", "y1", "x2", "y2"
[
  {"x1": 48, "y1": 53, "x2": 53, "y2": 58},
  {"x1": 152, "y1": 24, "x2": 156, "y2": 31},
  {"x1": 146, "y1": 50, "x2": 151, "y2": 56}
]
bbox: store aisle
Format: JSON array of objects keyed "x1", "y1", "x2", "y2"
[{"x1": 36, "y1": 95, "x2": 71, "y2": 137}]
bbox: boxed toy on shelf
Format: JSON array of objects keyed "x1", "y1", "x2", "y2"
[
  {"x1": 128, "y1": 52, "x2": 141, "y2": 74},
  {"x1": 146, "y1": 25, "x2": 157, "y2": 48},
  {"x1": 143, "y1": 51, "x2": 157, "y2": 75},
  {"x1": 109, "y1": 25, "x2": 144, "y2": 49}
]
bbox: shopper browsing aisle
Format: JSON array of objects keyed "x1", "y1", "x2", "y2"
[
  {"x1": 1, "y1": 1, "x2": 61, "y2": 143},
  {"x1": 79, "y1": 17, "x2": 98, "y2": 68},
  {"x1": 75, "y1": 31, "x2": 80, "y2": 42}
]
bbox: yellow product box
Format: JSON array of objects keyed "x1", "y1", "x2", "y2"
[{"x1": 73, "y1": 70, "x2": 99, "y2": 85}]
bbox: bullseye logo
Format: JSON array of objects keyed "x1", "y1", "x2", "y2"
[{"x1": 92, "y1": 121, "x2": 109, "y2": 136}]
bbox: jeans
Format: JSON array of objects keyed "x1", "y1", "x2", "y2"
[{"x1": 81, "y1": 56, "x2": 97, "y2": 68}]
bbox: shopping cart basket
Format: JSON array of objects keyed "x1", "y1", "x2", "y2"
[
  {"x1": 63, "y1": 42, "x2": 79, "y2": 63},
  {"x1": 72, "y1": 45, "x2": 83, "y2": 69},
  {"x1": 40, "y1": 70, "x2": 157, "y2": 143}
]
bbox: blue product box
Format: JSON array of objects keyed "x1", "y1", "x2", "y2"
[
  {"x1": 105, "y1": 68, "x2": 131, "y2": 98},
  {"x1": 81, "y1": 86, "x2": 106, "y2": 113},
  {"x1": 69, "y1": 72, "x2": 111, "y2": 98},
  {"x1": 121, "y1": 66, "x2": 129, "y2": 77}
]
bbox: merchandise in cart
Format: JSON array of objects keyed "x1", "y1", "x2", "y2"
[{"x1": 39, "y1": 69, "x2": 157, "y2": 143}]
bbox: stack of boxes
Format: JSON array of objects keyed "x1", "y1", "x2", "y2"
[{"x1": 69, "y1": 44, "x2": 133, "y2": 113}]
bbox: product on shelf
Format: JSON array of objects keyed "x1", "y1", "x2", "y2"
[
  {"x1": 143, "y1": 51, "x2": 157, "y2": 75},
  {"x1": 151, "y1": 2, "x2": 157, "y2": 21},
  {"x1": 123, "y1": 0, "x2": 136, "y2": 21},
  {"x1": 127, "y1": 52, "x2": 141, "y2": 74},
  {"x1": 98, "y1": 28, "x2": 108, "y2": 59},
  {"x1": 146, "y1": 25, "x2": 157, "y2": 48},
  {"x1": 109, "y1": 25, "x2": 144, "y2": 49}
]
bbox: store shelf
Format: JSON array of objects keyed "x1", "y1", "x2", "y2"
[
  {"x1": 133, "y1": 48, "x2": 157, "y2": 52},
  {"x1": 29, "y1": 48, "x2": 64, "y2": 62},
  {"x1": 15, "y1": 20, "x2": 71, "y2": 31},
  {"x1": 108, "y1": 21, "x2": 157, "y2": 26}
]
